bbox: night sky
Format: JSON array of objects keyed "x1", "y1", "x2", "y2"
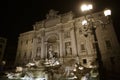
[{"x1": 0, "y1": 0, "x2": 120, "y2": 65}]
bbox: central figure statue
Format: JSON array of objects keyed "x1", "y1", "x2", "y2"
[{"x1": 48, "y1": 45, "x2": 54, "y2": 59}]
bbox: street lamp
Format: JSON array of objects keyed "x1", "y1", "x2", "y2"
[{"x1": 80, "y1": 3, "x2": 111, "y2": 80}]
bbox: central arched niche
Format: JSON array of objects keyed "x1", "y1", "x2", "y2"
[{"x1": 46, "y1": 35, "x2": 59, "y2": 58}]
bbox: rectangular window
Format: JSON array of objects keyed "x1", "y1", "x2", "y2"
[
  {"x1": 81, "y1": 44, "x2": 86, "y2": 52},
  {"x1": 64, "y1": 31, "x2": 70, "y2": 38},
  {"x1": 105, "y1": 40, "x2": 112, "y2": 49},
  {"x1": 83, "y1": 59, "x2": 87, "y2": 64}
]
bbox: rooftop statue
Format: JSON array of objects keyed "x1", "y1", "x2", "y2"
[{"x1": 46, "y1": 9, "x2": 59, "y2": 19}]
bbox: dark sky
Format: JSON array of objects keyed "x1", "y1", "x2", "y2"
[{"x1": 0, "y1": 0, "x2": 120, "y2": 64}]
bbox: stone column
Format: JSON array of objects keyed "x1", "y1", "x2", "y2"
[
  {"x1": 41, "y1": 29, "x2": 46, "y2": 59},
  {"x1": 59, "y1": 29, "x2": 64, "y2": 58},
  {"x1": 41, "y1": 37, "x2": 45, "y2": 59},
  {"x1": 70, "y1": 24, "x2": 78, "y2": 56},
  {"x1": 44, "y1": 41, "x2": 48, "y2": 58},
  {"x1": 33, "y1": 33, "x2": 37, "y2": 59}
]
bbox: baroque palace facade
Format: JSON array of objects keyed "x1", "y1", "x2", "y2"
[{"x1": 15, "y1": 9, "x2": 120, "y2": 73}]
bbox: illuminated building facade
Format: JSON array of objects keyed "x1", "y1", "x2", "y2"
[{"x1": 15, "y1": 10, "x2": 120, "y2": 74}]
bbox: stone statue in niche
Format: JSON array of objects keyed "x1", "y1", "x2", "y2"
[
  {"x1": 48, "y1": 50, "x2": 53, "y2": 59},
  {"x1": 47, "y1": 45, "x2": 58, "y2": 59},
  {"x1": 46, "y1": 9, "x2": 59, "y2": 19},
  {"x1": 36, "y1": 47, "x2": 41, "y2": 60},
  {"x1": 48, "y1": 45, "x2": 54, "y2": 59},
  {"x1": 66, "y1": 46, "x2": 72, "y2": 55},
  {"x1": 65, "y1": 42, "x2": 72, "y2": 55}
]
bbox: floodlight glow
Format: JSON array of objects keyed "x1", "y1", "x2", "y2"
[
  {"x1": 56, "y1": 61, "x2": 60, "y2": 65},
  {"x1": 73, "y1": 76, "x2": 77, "y2": 79},
  {"x1": 104, "y1": 9, "x2": 111, "y2": 16},
  {"x1": 81, "y1": 4, "x2": 93, "y2": 12},
  {"x1": 81, "y1": 4, "x2": 88, "y2": 12},
  {"x1": 88, "y1": 4, "x2": 93, "y2": 10},
  {"x1": 73, "y1": 68, "x2": 76, "y2": 71},
  {"x1": 78, "y1": 66, "x2": 84, "y2": 70},
  {"x1": 82, "y1": 20, "x2": 87, "y2": 25},
  {"x1": 29, "y1": 63, "x2": 35, "y2": 66}
]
